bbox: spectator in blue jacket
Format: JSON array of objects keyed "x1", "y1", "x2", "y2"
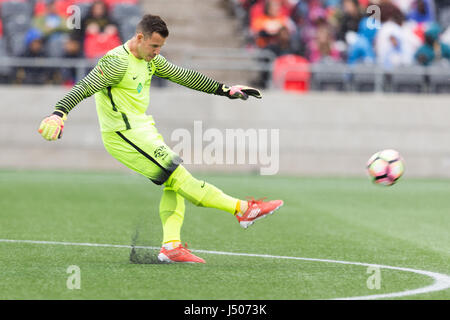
[
  {"x1": 415, "y1": 22, "x2": 450, "y2": 65},
  {"x1": 346, "y1": 17, "x2": 377, "y2": 64},
  {"x1": 408, "y1": 0, "x2": 436, "y2": 23}
]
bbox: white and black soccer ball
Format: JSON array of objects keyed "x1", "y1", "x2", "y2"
[{"x1": 367, "y1": 149, "x2": 405, "y2": 186}]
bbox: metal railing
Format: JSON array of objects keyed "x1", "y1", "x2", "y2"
[
  {"x1": 0, "y1": 57, "x2": 98, "y2": 81},
  {"x1": 1, "y1": 50, "x2": 450, "y2": 93},
  {"x1": 182, "y1": 47, "x2": 276, "y2": 72}
]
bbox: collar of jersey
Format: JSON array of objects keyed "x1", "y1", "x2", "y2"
[{"x1": 124, "y1": 41, "x2": 146, "y2": 63}]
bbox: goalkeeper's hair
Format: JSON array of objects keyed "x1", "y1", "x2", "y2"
[{"x1": 136, "y1": 14, "x2": 169, "y2": 38}]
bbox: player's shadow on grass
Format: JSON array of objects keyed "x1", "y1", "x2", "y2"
[
  {"x1": 129, "y1": 221, "x2": 165, "y2": 264},
  {"x1": 129, "y1": 246, "x2": 164, "y2": 264}
]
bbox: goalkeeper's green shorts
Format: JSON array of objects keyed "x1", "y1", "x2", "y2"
[{"x1": 101, "y1": 125, "x2": 183, "y2": 185}]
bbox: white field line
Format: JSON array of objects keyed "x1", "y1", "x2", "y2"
[{"x1": 0, "y1": 238, "x2": 449, "y2": 300}]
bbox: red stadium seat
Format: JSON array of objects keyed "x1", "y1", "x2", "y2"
[
  {"x1": 272, "y1": 54, "x2": 310, "y2": 92},
  {"x1": 104, "y1": 0, "x2": 138, "y2": 10}
]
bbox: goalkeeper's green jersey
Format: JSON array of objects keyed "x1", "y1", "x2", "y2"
[{"x1": 55, "y1": 41, "x2": 220, "y2": 132}]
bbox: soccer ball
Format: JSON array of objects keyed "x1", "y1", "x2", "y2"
[{"x1": 367, "y1": 149, "x2": 405, "y2": 186}]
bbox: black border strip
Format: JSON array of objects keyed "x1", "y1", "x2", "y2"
[{"x1": 107, "y1": 87, "x2": 131, "y2": 130}]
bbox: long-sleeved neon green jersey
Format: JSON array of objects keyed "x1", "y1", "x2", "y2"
[{"x1": 55, "y1": 41, "x2": 221, "y2": 132}]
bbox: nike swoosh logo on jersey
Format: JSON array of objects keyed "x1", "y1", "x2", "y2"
[{"x1": 133, "y1": 76, "x2": 138, "y2": 80}]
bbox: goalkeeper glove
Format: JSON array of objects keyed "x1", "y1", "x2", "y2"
[
  {"x1": 38, "y1": 110, "x2": 67, "y2": 141},
  {"x1": 215, "y1": 84, "x2": 262, "y2": 100}
]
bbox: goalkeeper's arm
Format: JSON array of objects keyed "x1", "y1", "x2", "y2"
[
  {"x1": 38, "y1": 55, "x2": 127, "y2": 141},
  {"x1": 153, "y1": 55, "x2": 262, "y2": 100}
]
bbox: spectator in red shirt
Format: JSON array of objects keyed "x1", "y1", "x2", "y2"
[
  {"x1": 83, "y1": 22, "x2": 121, "y2": 59},
  {"x1": 250, "y1": 0, "x2": 295, "y2": 48}
]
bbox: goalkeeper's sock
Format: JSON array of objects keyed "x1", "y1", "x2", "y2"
[
  {"x1": 235, "y1": 200, "x2": 248, "y2": 215},
  {"x1": 163, "y1": 240, "x2": 181, "y2": 250},
  {"x1": 164, "y1": 165, "x2": 239, "y2": 215},
  {"x1": 159, "y1": 187, "x2": 185, "y2": 244}
]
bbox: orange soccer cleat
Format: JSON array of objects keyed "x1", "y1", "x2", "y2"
[
  {"x1": 236, "y1": 198, "x2": 284, "y2": 229},
  {"x1": 158, "y1": 243, "x2": 206, "y2": 264}
]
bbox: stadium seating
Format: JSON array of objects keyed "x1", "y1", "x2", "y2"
[
  {"x1": 45, "y1": 33, "x2": 69, "y2": 58},
  {"x1": 1, "y1": 1, "x2": 32, "y2": 56},
  {"x1": 1, "y1": 0, "x2": 450, "y2": 93},
  {"x1": 350, "y1": 63, "x2": 378, "y2": 92},
  {"x1": 230, "y1": 0, "x2": 450, "y2": 93},
  {"x1": 0, "y1": 1, "x2": 33, "y2": 19},
  {"x1": 117, "y1": 14, "x2": 140, "y2": 42},
  {"x1": 390, "y1": 65, "x2": 427, "y2": 93},
  {"x1": 0, "y1": 0, "x2": 145, "y2": 83},
  {"x1": 0, "y1": 38, "x2": 12, "y2": 82},
  {"x1": 438, "y1": 7, "x2": 450, "y2": 30},
  {"x1": 111, "y1": 2, "x2": 141, "y2": 24},
  {"x1": 272, "y1": 54, "x2": 310, "y2": 92},
  {"x1": 74, "y1": 1, "x2": 94, "y2": 21},
  {"x1": 310, "y1": 59, "x2": 349, "y2": 91},
  {"x1": 427, "y1": 61, "x2": 450, "y2": 93}
]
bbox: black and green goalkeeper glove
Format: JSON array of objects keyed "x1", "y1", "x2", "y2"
[{"x1": 215, "y1": 84, "x2": 262, "y2": 100}]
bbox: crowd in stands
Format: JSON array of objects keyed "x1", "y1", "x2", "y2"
[
  {"x1": 2, "y1": 0, "x2": 450, "y2": 91},
  {"x1": 234, "y1": 0, "x2": 450, "y2": 89},
  {"x1": 0, "y1": 0, "x2": 140, "y2": 85}
]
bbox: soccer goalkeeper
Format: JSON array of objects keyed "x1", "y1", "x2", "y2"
[{"x1": 38, "y1": 14, "x2": 283, "y2": 264}]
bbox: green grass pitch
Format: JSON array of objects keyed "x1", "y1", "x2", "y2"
[{"x1": 0, "y1": 169, "x2": 449, "y2": 300}]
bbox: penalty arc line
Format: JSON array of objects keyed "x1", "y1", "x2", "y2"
[{"x1": 0, "y1": 238, "x2": 449, "y2": 300}]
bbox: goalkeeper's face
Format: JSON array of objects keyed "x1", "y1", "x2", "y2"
[{"x1": 137, "y1": 32, "x2": 166, "y2": 62}]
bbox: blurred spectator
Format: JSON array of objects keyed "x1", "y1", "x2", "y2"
[
  {"x1": 249, "y1": 0, "x2": 293, "y2": 24},
  {"x1": 323, "y1": 0, "x2": 341, "y2": 9},
  {"x1": 34, "y1": 0, "x2": 75, "y2": 18},
  {"x1": 382, "y1": 33, "x2": 405, "y2": 69},
  {"x1": 435, "y1": 0, "x2": 450, "y2": 11},
  {"x1": 307, "y1": 15, "x2": 341, "y2": 62},
  {"x1": 14, "y1": 29, "x2": 51, "y2": 84},
  {"x1": 392, "y1": 0, "x2": 415, "y2": 15},
  {"x1": 250, "y1": 0, "x2": 295, "y2": 48},
  {"x1": 298, "y1": 2, "x2": 327, "y2": 55},
  {"x1": 82, "y1": 0, "x2": 117, "y2": 36},
  {"x1": 32, "y1": 0, "x2": 69, "y2": 41},
  {"x1": 104, "y1": 0, "x2": 138, "y2": 10},
  {"x1": 79, "y1": 0, "x2": 120, "y2": 58},
  {"x1": 346, "y1": 16, "x2": 378, "y2": 64},
  {"x1": 337, "y1": 0, "x2": 364, "y2": 41},
  {"x1": 257, "y1": 25, "x2": 304, "y2": 87},
  {"x1": 357, "y1": 0, "x2": 370, "y2": 9},
  {"x1": 375, "y1": 3, "x2": 422, "y2": 69},
  {"x1": 378, "y1": 0, "x2": 405, "y2": 26},
  {"x1": 346, "y1": 31, "x2": 375, "y2": 64},
  {"x1": 60, "y1": 35, "x2": 83, "y2": 85},
  {"x1": 407, "y1": 0, "x2": 436, "y2": 23},
  {"x1": 83, "y1": 22, "x2": 121, "y2": 59},
  {"x1": 415, "y1": 22, "x2": 450, "y2": 65},
  {"x1": 264, "y1": 25, "x2": 303, "y2": 57}
]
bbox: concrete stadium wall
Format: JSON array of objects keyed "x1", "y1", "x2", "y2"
[{"x1": 1, "y1": 85, "x2": 450, "y2": 178}]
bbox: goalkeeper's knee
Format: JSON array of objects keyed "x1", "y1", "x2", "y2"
[
  {"x1": 164, "y1": 165, "x2": 237, "y2": 214},
  {"x1": 164, "y1": 165, "x2": 207, "y2": 206}
]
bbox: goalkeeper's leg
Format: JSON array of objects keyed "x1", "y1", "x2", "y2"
[
  {"x1": 164, "y1": 165, "x2": 239, "y2": 214},
  {"x1": 158, "y1": 187, "x2": 206, "y2": 264},
  {"x1": 163, "y1": 165, "x2": 283, "y2": 229},
  {"x1": 159, "y1": 187, "x2": 185, "y2": 246}
]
